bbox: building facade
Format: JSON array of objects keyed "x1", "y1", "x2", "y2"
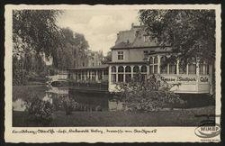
[
  {"x1": 68, "y1": 24, "x2": 214, "y2": 95},
  {"x1": 108, "y1": 24, "x2": 213, "y2": 94}
]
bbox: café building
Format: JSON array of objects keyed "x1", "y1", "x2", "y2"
[{"x1": 108, "y1": 24, "x2": 213, "y2": 95}]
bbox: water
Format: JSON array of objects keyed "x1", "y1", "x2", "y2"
[
  {"x1": 13, "y1": 98, "x2": 27, "y2": 111},
  {"x1": 13, "y1": 85, "x2": 125, "y2": 112},
  {"x1": 12, "y1": 85, "x2": 214, "y2": 113}
]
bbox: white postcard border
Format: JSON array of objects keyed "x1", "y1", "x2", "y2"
[{"x1": 4, "y1": 4, "x2": 221, "y2": 143}]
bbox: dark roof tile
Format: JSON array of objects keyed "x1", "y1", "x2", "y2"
[{"x1": 112, "y1": 26, "x2": 161, "y2": 49}]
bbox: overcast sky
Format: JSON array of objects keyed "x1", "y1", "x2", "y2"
[{"x1": 56, "y1": 10, "x2": 140, "y2": 55}]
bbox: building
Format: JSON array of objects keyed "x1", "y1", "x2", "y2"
[
  {"x1": 68, "y1": 64, "x2": 109, "y2": 92},
  {"x1": 68, "y1": 24, "x2": 213, "y2": 95},
  {"x1": 108, "y1": 24, "x2": 213, "y2": 94},
  {"x1": 68, "y1": 50, "x2": 107, "y2": 92},
  {"x1": 87, "y1": 50, "x2": 104, "y2": 67},
  {"x1": 68, "y1": 65, "x2": 108, "y2": 83}
]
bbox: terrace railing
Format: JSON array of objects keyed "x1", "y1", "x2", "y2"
[{"x1": 69, "y1": 81, "x2": 109, "y2": 92}]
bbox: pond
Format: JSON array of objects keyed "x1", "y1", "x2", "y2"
[
  {"x1": 13, "y1": 85, "x2": 125, "y2": 112},
  {"x1": 13, "y1": 84, "x2": 215, "y2": 114}
]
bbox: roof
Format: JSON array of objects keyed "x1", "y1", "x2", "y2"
[
  {"x1": 68, "y1": 64, "x2": 108, "y2": 71},
  {"x1": 107, "y1": 61, "x2": 148, "y2": 65},
  {"x1": 111, "y1": 25, "x2": 169, "y2": 50}
]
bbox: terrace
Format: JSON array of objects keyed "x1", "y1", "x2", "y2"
[{"x1": 68, "y1": 65, "x2": 109, "y2": 92}]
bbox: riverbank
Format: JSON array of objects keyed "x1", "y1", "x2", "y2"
[{"x1": 13, "y1": 106, "x2": 215, "y2": 127}]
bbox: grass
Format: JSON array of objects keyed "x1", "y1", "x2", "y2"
[{"x1": 13, "y1": 106, "x2": 215, "y2": 127}]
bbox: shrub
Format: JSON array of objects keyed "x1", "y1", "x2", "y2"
[
  {"x1": 114, "y1": 73, "x2": 185, "y2": 111},
  {"x1": 62, "y1": 97, "x2": 77, "y2": 115},
  {"x1": 25, "y1": 96, "x2": 54, "y2": 126}
]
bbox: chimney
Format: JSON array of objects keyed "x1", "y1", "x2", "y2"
[{"x1": 131, "y1": 23, "x2": 134, "y2": 28}]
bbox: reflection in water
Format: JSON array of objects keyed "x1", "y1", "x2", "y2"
[
  {"x1": 108, "y1": 99, "x2": 125, "y2": 111},
  {"x1": 13, "y1": 98, "x2": 27, "y2": 111},
  {"x1": 42, "y1": 94, "x2": 53, "y2": 104},
  {"x1": 68, "y1": 90, "x2": 111, "y2": 111},
  {"x1": 13, "y1": 85, "x2": 124, "y2": 112}
]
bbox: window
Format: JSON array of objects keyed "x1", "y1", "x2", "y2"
[
  {"x1": 143, "y1": 50, "x2": 148, "y2": 55},
  {"x1": 160, "y1": 56, "x2": 167, "y2": 74},
  {"x1": 154, "y1": 65, "x2": 158, "y2": 74},
  {"x1": 78, "y1": 73, "x2": 81, "y2": 80},
  {"x1": 98, "y1": 71, "x2": 102, "y2": 80},
  {"x1": 188, "y1": 57, "x2": 196, "y2": 74},
  {"x1": 179, "y1": 60, "x2": 187, "y2": 74},
  {"x1": 68, "y1": 73, "x2": 72, "y2": 80},
  {"x1": 141, "y1": 65, "x2": 147, "y2": 72},
  {"x1": 149, "y1": 56, "x2": 158, "y2": 74},
  {"x1": 118, "y1": 66, "x2": 124, "y2": 73},
  {"x1": 111, "y1": 66, "x2": 117, "y2": 83},
  {"x1": 125, "y1": 66, "x2": 131, "y2": 72},
  {"x1": 150, "y1": 66, "x2": 153, "y2": 74},
  {"x1": 169, "y1": 64, "x2": 176, "y2": 74},
  {"x1": 141, "y1": 65, "x2": 147, "y2": 81},
  {"x1": 111, "y1": 74, "x2": 116, "y2": 82},
  {"x1": 118, "y1": 66, "x2": 124, "y2": 82},
  {"x1": 81, "y1": 73, "x2": 84, "y2": 80},
  {"x1": 199, "y1": 64, "x2": 207, "y2": 75},
  {"x1": 160, "y1": 56, "x2": 177, "y2": 75},
  {"x1": 125, "y1": 66, "x2": 131, "y2": 83},
  {"x1": 133, "y1": 65, "x2": 140, "y2": 80},
  {"x1": 118, "y1": 74, "x2": 124, "y2": 82},
  {"x1": 87, "y1": 71, "x2": 91, "y2": 80},
  {"x1": 125, "y1": 74, "x2": 131, "y2": 82},
  {"x1": 133, "y1": 65, "x2": 139, "y2": 73},
  {"x1": 82, "y1": 71, "x2": 86, "y2": 80},
  {"x1": 111, "y1": 66, "x2": 116, "y2": 72},
  {"x1": 188, "y1": 64, "x2": 196, "y2": 74},
  {"x1": 72, "y1": 73, "x2": 76, "y2": 80},
  {"x1": 179, "y1": 66, "x2": 186, "y2": 74},
  {"x1": 199, "y1": 61, "x2": 208, "y2": 75},
  {"x1": 149, "y1": 57, "x2": 153, "y2": 64},
  {"x1": 154, "y1": 57, "x2": 158, "y2": 63},
  {"x1": 91, "y1": 71, "x2": 96, "y2": 81},
  {"x1": 118, "y1": 51, "x2": 124, "y2": 60}
]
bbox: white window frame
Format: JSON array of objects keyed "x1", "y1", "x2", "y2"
[{"x1": 118, "y1": 51, "x2": 124, "y2": 60}]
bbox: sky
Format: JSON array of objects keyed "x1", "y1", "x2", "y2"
[{"x1": 56, "y1": 10, "x2": 140, "y2": 55}]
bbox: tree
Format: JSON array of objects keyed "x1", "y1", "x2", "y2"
[
  {"x1": 72, "y1": 33, "x2": 89, "y2": 68},
  {"x1": 102, "y1": 51, "x2": 112, "y2": 64},
  {"x1": 13, "y1": 55, "x2": 28, "y2": 85},
  {"x1": 12, "y1": 10, "x2": 90, "y2": 85},
  {"x1": 52, "y1": 28, "x2": 74, "y2": 70},
  {"x1": 139, "y1": 10, "x2": 215, "y2": 64},
  {"x1": 52, "y1": 28, "x2": 90, "y2": 70},
  {"x1": 13, "y1": 10, "x2": 62, "y2": 57},
  {"x1": 13, "y1": 10, "x2": 63, "y2": 85}
]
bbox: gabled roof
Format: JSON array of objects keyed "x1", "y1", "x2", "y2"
[{"x1": 111, "y1": 25, "x2": 167, "y2": 50}]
